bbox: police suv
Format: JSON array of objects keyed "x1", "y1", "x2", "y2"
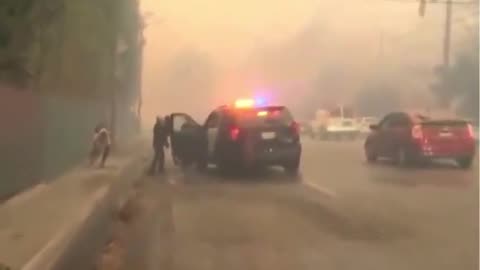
[{"x1": 169, "y1": 99, "x2": 302, "y2": 174}]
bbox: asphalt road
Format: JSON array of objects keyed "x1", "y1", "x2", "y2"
[{"x1": 104, "y1": 138, "x2": 479, "y2": 270}]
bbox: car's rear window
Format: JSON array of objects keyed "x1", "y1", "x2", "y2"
[
  {"x1": 233, "y1": 106, "x2": 294, "y2": 127},
  {"x1": 420, "y1": 120, "x2": 469, "y2": 127},
  {"x1": 411, "y1": 114, "x2": 470, "y2": 127}
]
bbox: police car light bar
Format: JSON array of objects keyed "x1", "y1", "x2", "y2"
[
  {"x1": 234, "y1": 97, "x2": 268, "y2": 108},
  {"x1": 234, "y1": 99, "x2": 255, "y2": 108}
]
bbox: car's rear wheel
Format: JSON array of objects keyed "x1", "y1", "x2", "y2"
[
  {"x1": 217, "y1": 160, "x2": 231, "y2": 174},
  {"x1": 395, "y1": 147, "x2": 411, "y2": 167},
  {"x1": 456, "y1": 157, "x2": 473, "y2": 169},
  {"x1": 365, "y1": 150, "x2": 377, "y2": 163},
  {"x1": 196, "y1": 158, "x2": 207, "y2": 171},
  {"x1": 284, "y1": 159, "x2": 300, "y2": 175},
  {"x1": 364, "y1": 142, "x2": 377, "y2": 163}
]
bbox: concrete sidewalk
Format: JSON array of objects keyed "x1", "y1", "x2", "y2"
[{"x1": 0, "y1": 138, "x2": 149, "y2": 270}]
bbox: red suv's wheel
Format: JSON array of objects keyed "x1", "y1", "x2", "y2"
[
  {"x1": 395, "y1": 147, "x2": 412, "y2": 167},
  {"x1": 364, "y1": 142, "x2": 377, "y2": 163},
  {"x1": 366, "y1": 151, "x2": 377, "y2": 163},
  {"x1": 457, "y1": 157, "x2": 473, "y2": 169}
]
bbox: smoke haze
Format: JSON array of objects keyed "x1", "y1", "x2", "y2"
[{"x1": 140, "y1": 0, "x2": 478, "y2": 123}]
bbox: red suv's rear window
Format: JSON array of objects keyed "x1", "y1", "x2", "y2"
[
  {"x1": 420, "y1": 119, "x2": 469, "y2": 127},
  {"x1": 417, "y1": 119, "x2": 472, "y2": 140}
]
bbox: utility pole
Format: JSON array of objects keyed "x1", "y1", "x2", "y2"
[
  {"x1": 112, "y1": 38, "x2": 128, "y2": 144},
  {"x1": 109, "y1": 36, "x2": 117, "y2": 147},
  {"x1": 416, "y1": 0, "x2": 476, "y2": 69},
  {"x1": 443, "y1": 0, "x2": 453, "y2": 67},
  {"x1": 136, "y1": 22, "x2": 146, "y2": 132},
  {"x1": 378, "y1": 29, "x2": 385, "y2": 60},
  {"x1": 108, "y1": 3, "x2": 119, "y2": 148},
  {"x1": 137, "y1": 42, "x2": 144, "y2": 132}
]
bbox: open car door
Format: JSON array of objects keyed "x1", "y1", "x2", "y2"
[{"x1": 169, "y1": 113, "x2": 206, "y2": 167}]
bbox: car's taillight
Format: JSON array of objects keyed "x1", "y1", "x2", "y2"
[
  {"x1": 411, "y1": 125, "x2": 423, "y2": 140},
  {"x1": 230, "y1": 127, "x2": 240, "y2": 140},
  {"x1": 291, "y1": 121, "x2": 300, "y2": 135},
  {"x1": 466, "y1": 124, "x2": 474, "y2": 138}
]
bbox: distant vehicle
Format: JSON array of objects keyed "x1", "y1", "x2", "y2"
[
  {"x1": 169, "y1": 98, "x2": 302, "y2": 175},
  {"x1": 310, "y1": 105, "x2": 359, "y2": 140},
  {"x1": 298, "y1": 121, "x2": 314, "y2": 137},
  {"x1": 321, "y1": 118, "x2": 360, "y2": 140},
  {"x1": 310, "y1": 109, "x2": 329, "y2": 137},
  {"x1": 364, "y1": 112, "x2": 476, "y2": 169},
  {"x1": 358, "y1": 117, "x2": 379, "y2": 135}
]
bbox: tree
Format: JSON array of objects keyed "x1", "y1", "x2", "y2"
[
  {"x1": 0, "y1": 0, "x2": 38, "y2": 87},
  {"x1": 431, "y1": 27, "x2": 479, "y2": 122},
  {"x1": 0, "y1": 0, "x2": 142, "y2": 102}
]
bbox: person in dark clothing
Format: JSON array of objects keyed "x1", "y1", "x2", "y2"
[{"x1": 149, "y1": 117, "x2": 169, "y2": 175}]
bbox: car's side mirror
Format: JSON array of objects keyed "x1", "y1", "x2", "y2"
[{"x1": 369, "y1": 124, "x2": 379, "y2": 131}]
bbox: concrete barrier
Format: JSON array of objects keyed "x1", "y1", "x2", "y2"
[{"x1": 21, "y1": 147, "x2": 148, "y2": 270}]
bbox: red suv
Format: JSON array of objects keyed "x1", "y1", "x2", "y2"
[{"x1": 364, "y1": 112, "x2": 476, "y2": 169}]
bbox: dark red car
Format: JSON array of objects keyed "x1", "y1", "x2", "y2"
[{"x1": 364, "y1": 112, "x2": 476, "y2": 169}]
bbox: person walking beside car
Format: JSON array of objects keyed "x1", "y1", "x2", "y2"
[{"x1": 149, "y1": 116, "x2": 169, "y2": 175}]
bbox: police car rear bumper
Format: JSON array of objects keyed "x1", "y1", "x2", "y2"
[{"x1": 252, "y1": 144, "x2": 301, "y2": 165}]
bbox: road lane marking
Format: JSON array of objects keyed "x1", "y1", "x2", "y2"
[{"x1": 302, "y1": 181, "x2": 337, "y2": 198}]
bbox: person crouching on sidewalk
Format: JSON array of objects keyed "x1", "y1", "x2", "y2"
[{"x1": 90, "y1": 125, "x2": 112, "y2": 168}]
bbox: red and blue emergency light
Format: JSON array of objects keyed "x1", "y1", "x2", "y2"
[{"x1": 233, "y1": 97, "x2": 268, "y2": 108}]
